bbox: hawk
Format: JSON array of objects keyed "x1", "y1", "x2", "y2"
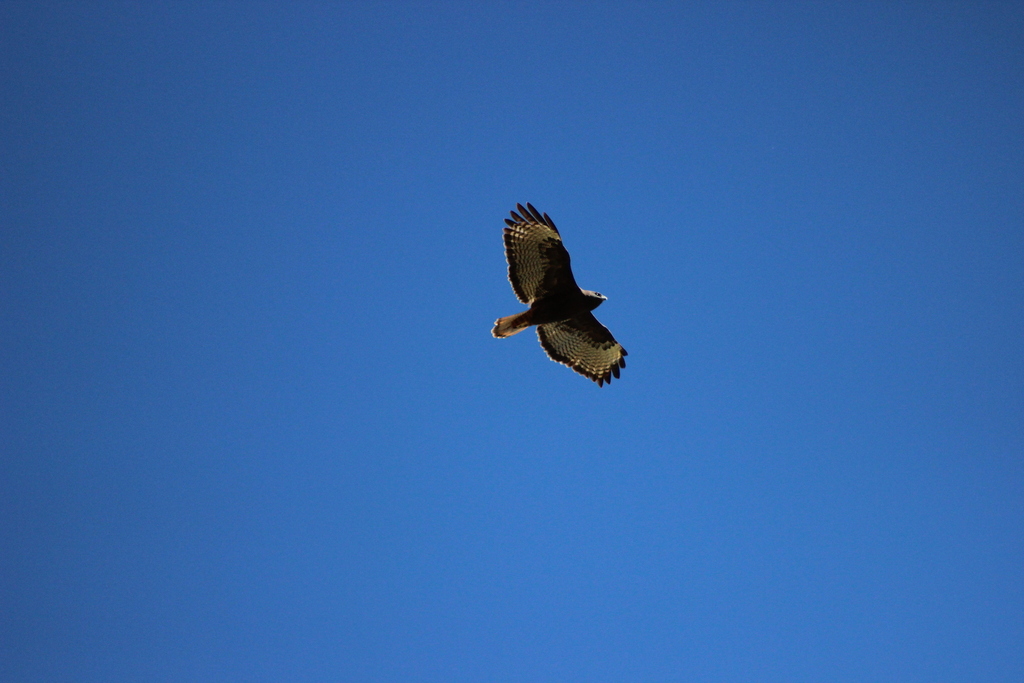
[{"x1": 492, "y1": 203, "x2": 627, "y2": 386}]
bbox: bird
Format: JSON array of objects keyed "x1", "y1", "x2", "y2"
[{"x1": 492, "y1": 203, "x2": 627, "y2": 386}]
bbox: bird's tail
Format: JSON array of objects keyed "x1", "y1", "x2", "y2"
[{"x1": 492, "y1": 311, "x2": 532, "y2": 338}]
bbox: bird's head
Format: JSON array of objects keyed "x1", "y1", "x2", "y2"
[{"x1": 582, "y1": 289, "x2": 607, "y2": 303}]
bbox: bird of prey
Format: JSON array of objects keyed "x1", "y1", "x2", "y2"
[{"x1": 492, "y1": 203, "x2": 627, "y2": 386}]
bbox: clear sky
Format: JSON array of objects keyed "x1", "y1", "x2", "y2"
[{"x1": 2, "y1": 2, "x2": 1022, "y2": 681}]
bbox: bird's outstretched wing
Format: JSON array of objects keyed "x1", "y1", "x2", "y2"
[
  {"x1": 536, "y1": 312, "x2": 628, "y2": 386},
  {"x1": 503, "y1": 202, "x2": 579, "y2": 304}
]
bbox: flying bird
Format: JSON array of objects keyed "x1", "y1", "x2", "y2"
[{"x1": 493, "y1": 203, "x2": 627, "y2": 386}]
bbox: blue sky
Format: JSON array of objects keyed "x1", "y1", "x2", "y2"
[{"x1": 2, "y1": 2, "x2": 1022, "y2": 681}]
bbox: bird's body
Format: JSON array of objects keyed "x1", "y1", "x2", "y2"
[
  {"x1": 492, "y1": 203, "x2": 627, "y2": 386},
  {"x1": 493, "y1": 287, "x2": 604, "y2": 336}
]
